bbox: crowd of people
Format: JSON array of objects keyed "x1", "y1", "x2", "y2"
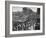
[{"x1": 12, "y1": 7, "x2": 40, "y2": 31}]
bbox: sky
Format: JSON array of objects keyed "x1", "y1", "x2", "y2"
[{"x1": 12, "y1": 7, "x2": 37, "y2": 13}]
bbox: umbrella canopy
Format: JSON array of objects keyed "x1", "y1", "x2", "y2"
[{"x1": 12, "y1": 7, "x2": 37, "y2": 22}]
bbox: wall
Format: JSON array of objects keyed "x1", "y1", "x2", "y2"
[{"x1": 0, "y1": 0, "x2": 46, "y2": 38}]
